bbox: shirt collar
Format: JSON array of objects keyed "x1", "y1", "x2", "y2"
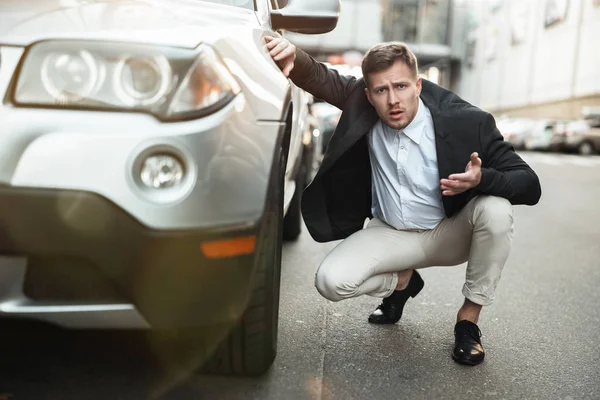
[{"x1": 400, "y1": 97, "x2": 426, "y2": 145}]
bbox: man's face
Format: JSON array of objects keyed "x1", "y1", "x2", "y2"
[{"x1": 365, "y1": 60, "x2": 422, "y2": 130}]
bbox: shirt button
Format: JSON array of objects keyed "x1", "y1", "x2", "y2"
[{"x1": 400, "y1": 145, "x2": 405, "y2": 149}]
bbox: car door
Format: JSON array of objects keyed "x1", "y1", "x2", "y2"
[
  {"x1": 263, "y1": 0, "x2": 308, "y2": 187},
  {"x1": 588, "y1": 122, "x2": 600, "y2": 150},
  {"x1": 543, "y1": 121, "x2": 556, "y2": 146}
]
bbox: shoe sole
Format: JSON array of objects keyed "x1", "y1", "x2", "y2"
[
  {"x1": 451, "y1": 352, "x2": 485, "y2": 366},
  {"x1": 367, "y1": 317, "x2": 400, "y2": 324}
]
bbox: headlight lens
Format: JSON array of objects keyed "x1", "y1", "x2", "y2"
[
  {"x1": 114, "y1": 56, "x2": 171, "y2": 107},
  {"x1": 13, "y1": 41, "x2": 240, "y2": 120},
  {"x1": 40, "y1": 50, "x2": 102, "y2": 103}
]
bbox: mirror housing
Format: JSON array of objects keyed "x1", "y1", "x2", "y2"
[{"x1": 271, "y1": 0, "x2": 341, "y2": 34}]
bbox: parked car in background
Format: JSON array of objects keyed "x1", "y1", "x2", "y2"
[
  {"x1": 496, "y1": 118, "x2": 535, "y2": 150},
  {"x1": 309, "y1": 101, "x2": 342, "y2": 153},
  {"x1": 303, "y1": 94, "x2": 324, "y2": 183},
  {"x1": 307, "y1": 62, "x2": 358, "y2": 154},
  {"x1": 550, "y1": 119, "x2": 600, "y2": 155},
  {"x1": 0, "y1": 0, "x2": 341, "y2": 376},
  {"x1": 328, "y1": 62, "x2": 363, "y2": 79},
  {"x1": 582, "y1": 106, "x2": 600, "y2": 121},
  {"x1": 524, "y1": 119, "x2": 566, "y2": 151}
]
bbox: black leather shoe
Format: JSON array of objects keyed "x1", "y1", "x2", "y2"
[
  {"x1": 452, "y1": 320, "x2": 485, "y2": 366},
  {"x1": 368, "y1": 270, "x2": 424, "y2": 324}
]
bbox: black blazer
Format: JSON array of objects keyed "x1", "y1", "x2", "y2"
[{"x1": 289, "y1": 49, "x2": 541, "y2": 243}]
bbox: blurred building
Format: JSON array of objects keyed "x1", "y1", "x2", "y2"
[
  {"x1": 452, "y1": 0, "x2": 600, "y2": 120},
  {"x1": 286, "y1": 0, "x2": 457, "y2": 88},
  {"x1": 382, "y1": 0, "x2": 454, "y2": 87},
  {"x1": 285, "y1": 0, "x2": 383, "y2": 61},
  {"x1": 287, "y1": 0, "x2": 599, "y2": 121}
]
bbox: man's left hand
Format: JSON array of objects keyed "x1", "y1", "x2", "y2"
[{"x1": 440, "y1": 152, "x2": 482, "y2": 196}]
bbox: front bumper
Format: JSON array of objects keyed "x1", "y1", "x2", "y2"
[
  {"x1": 525, "y1": 137, "x2": 551, "y2": 150},
  {"x1": 0, "y1": 101, "x2": 283, "y2": 231},
  {"x1": 0, "y1": 186, "x2": 262, "y2": 329},
  {"x1": 0, "y1": 44, "x2": 286, "y2": 330},
  {"x1": 550, "y1": 135, "x2": 584, "y2": 151}
]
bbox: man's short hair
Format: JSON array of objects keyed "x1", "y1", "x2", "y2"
[{"x1": 361, "y1": 42, "x2": 419, "y2": 88}]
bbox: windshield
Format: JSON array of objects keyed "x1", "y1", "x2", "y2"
[{"x1": 196, "y1": 0, "x2": 254, "y2": 10}]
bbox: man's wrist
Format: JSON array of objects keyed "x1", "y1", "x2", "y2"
[
  {"x1": 288, "y1": 48, "x2": 310, "y2": 84},
  {"x1": 477, "y1": 168, "x2": 496, "y2": 192},
  {"x1": 474, "y1": 172, "x2": 483, "y2": 188}
]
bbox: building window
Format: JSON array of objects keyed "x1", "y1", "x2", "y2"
[{"x1": 382, "y1": 0, "x2": 450, "y2": 45}]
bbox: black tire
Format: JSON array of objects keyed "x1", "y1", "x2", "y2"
[
  {"x1": 579, "y1": 141, "x2": 595, "y2": 156},
  {"x1": 143, "y1": 113, "x2": 292, "y2": 383},
  {"x1": 144, "y1": 150, "x2": 285, "y2": 380},
  {"x1": 200, "y1": 148, "x2": 285, "y2": 376},
  {"x1": 282, "y1": 163, "x2": 304, "y2": 242}
]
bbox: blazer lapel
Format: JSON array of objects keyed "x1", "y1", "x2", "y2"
[
  {"x1": 316, "y1": 80, "x2": 454, "y2": 183},
  {"x1": 421, "y1": 89, "x2": 459, "y2": 216},
  {"x1": 318, "y1": 107, "x2": 379, "y2": 175},
  {"x1": 420, "y1": 92, "x2": 452, "y2": 182},
  {"x1": 431, "y1": 112, "x2": 454, "y2": 182}
]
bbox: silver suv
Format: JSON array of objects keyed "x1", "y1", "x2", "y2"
[{"x1": 0, "y1": 0, "x2": 340, "y2": 376}]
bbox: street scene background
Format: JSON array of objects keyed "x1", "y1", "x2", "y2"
[
  {"x1": 1, "y1": 151, "x2": 599, "y2": 399},
  {"x1": 1, "y1": 0, "x2": 600, "y2": 399}
]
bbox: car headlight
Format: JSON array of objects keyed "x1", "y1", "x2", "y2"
[
  {"x1": 12, "y1": 41, "x2": 241, "y2": 121},
  {"x1": 113, "y1": 56, "x2": 172, "y2": 107},
  {"x1": 40, "y1": 49, "x2": 102, "y2": 104}
]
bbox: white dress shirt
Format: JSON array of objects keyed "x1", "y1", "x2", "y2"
[{"x1": 368, "y1": 98, "x2": 446, "y2": 230}]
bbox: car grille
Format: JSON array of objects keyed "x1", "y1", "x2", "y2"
[{"x1": 24, "y1": 256, "x2": 127, "y2": 303}]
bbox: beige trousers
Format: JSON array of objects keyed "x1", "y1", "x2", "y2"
[{"x1": 315, "y1": 196, "x2": 514, "y2": 306}]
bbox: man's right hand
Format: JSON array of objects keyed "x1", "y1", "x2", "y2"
[{"x1": 265, "y1": 36, "x2": 296, "y2": 77}]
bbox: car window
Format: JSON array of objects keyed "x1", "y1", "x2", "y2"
[
  {"x1": 270, "y1": 0, "x2": 288, "y2": 9},
  {"x1": 567, "y1": 120, "x2": 590, "y2": 132},
  {"x1": 196, "y1": 0, "x2": 255, "y2": 10}
]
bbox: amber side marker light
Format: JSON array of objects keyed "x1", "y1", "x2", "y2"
[{"x1": 201, "y1": 236, "x2": 257, "y2": 259}]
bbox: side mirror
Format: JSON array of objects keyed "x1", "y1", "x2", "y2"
[{"x1": 271, "y1": 0, "x2": 341, "y2": 34}]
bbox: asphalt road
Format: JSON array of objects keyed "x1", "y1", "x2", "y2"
[{"x1": 1, "y1": 151, "x2": 599, "y2": 400}]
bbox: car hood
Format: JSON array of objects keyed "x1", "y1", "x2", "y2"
[{"x1": 0, "y1": 0, "x2": 258, "y2": 48}]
